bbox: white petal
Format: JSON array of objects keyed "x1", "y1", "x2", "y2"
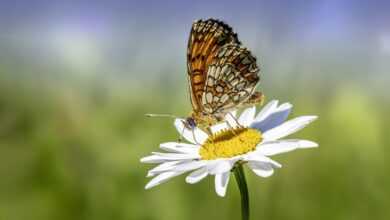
[
  {"x1": 147, "y1": 161, "x2": 183, "y2": 177},
  {"x1": 145, "y1": 171, "x2": 185, "y2": 189},
  {"x1": 141, "y1": 151, "x2": 199, "y2": 163},
  {"x1": 254, "y1": 100, "x2": 279, "y2": 122},
  {"x1": 207, "y1": 159, "x2": 235, "y2": 175},
  {"x1": 173, "y1": 160, "x2": 207, "y2": 172},
  {"x1": 244, "y1": 153, "x2": 282, "y2": 168},
  {"x1": 262, "y1": 116, "x2": 318, "y2": 141},
  {"x1": 248, "y1": 161, "x2": 274, "y2": 177},
  {"x1": 174, "y1": 119, "x2": 208, "y2": 144},
  {"x1": 160, "y1": 142, "x2": 199, "y2": 154},
  {"x1": 152, "y1": 152, "x2": 200, "y2": 160},
  {"x1": 147, "y1": 160, "x2": 206, "y2": 177},
  {"x1": 224, "y1": 110, "x2": 238, "y2": 127},
  {"x1": 257, "y1": 139, "x2": 318, "y2": 156},
  {"x1": 251, "y1": 102, "x2": 292, "y2": 132},
  {"x1": 215, "y1": 172, "x2": 230, "y2": 197},
  {"x1": 210, "y1": 122, "x2": 229, "y2": 133},
  {"x1": 140, "y1": 155, "x2": 169, "y2": 164},
  {"x1": 186, "y1": 167, "x2": 208, "y2": 184},
  {"x1": 238, "y1": 106, "x2": 256, "y2": 126}
]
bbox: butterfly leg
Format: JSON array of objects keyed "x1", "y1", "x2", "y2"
[
  {"x1": 180, "y1": 126, "x2": 202, "y2": 145},
  {"x1": 177, "y1": 125, "x2": 186, "y2": 143},
  {"x1": 225, "y1": 119, "x2": 239, "y2": 136},
  {"x1": 191, "y1": 129, "x2": 202, "y2": 145},
  {"x1": 225, "y1": 112, "x2": 247, "y2": 142},
  {"x1": 226, "y1": 111, "x2": 244, "y2": 128},
  {"x1": 205, "y1": 124, "x2": 216, "y2": 144}
]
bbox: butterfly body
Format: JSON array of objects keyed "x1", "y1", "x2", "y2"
[{"x1": 186, "y1": 19, "x2": 264, "y2": 131}]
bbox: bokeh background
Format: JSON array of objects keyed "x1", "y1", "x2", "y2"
[{"x1": 1, "y1": 0, "x2": 389, "y2": 219}]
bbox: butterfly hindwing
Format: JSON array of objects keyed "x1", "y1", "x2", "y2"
[{"x1": 202, "y1": 44, "x2": 260, "y2": 115}]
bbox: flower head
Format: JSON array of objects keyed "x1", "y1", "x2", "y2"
[{"x1": 141, "y1": 100, "x2": 318, "y2": 197}]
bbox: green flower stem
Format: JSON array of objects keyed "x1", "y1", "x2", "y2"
[{"x1": 234, "y1": 164, "x2": 250, "y2": 220}]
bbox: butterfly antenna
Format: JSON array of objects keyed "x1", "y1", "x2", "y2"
[
  {"x1": 145, "y1": 113, "x2": 178, "y2": 118},
  {"x1": 178, "y1": 125, "x2": 186, "y2": 143}
]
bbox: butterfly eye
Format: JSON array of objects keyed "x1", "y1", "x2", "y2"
[{"x1": 184, "y1": 117, "x2": 197, "y2": 129}]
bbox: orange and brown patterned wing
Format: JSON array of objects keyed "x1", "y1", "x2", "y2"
[
  {"x1": 187, "y1": 19, "x2": 240, "y2": 114},
  {"x1": 201, "y1": 44, "x2": 261, "y2": 115}
]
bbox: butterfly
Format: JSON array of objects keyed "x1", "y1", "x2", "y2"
[{"x1": 185, "y1": 18, "x2": 264, "y2": 131}]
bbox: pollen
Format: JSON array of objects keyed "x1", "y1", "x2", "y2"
[{"x1": 199, "y1": 127, "x2": 262, "y2": 160}]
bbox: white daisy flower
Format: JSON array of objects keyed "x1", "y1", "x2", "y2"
[{"x1": 141, "y1": 100, "x2": 318, "y2": 197}]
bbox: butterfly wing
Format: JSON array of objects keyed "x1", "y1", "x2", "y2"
[
  {"x1": 201, "y1": 43, "x2": 261, "y2": 116},
  {"x1": 187, "y1": 19, "x2": 240, "y2": 114}
]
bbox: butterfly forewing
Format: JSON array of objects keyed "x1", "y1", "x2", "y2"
[{"x1": 187, "y1": 19, "x2": 240, "y2": 114}]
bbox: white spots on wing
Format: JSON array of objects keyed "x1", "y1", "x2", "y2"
[
  {"x1": 215, "y1": 66, "x2": 222, "y2": 79},
  {"x1": 226, "y1": 73, "x2": 235, "y2": 81},
  {"x1": 211, "y1": 22, "x2": 218, "y2": 31},
  {"x1": 216, "y1": 86, "x2": 224, "y2": 93},
  {"x1": 230, "y1": 78, "x2": 239, "y2": 86},
  {"x1": 218, "y1": 47, "x2": 228, "y2": 58},
  {"x1": 198, "y1": 22, "x2": 205, "y2": 31},
  {"x1": 208, "y1": 65, "x2": 216, "y2": 77},
  {"x1": 233, "y1": 94, "x2": 240, "y2": 102},
  {"x1": 245, "y1": 88, "x2": 252, "y2": 93},
  {"x1": 202, "y1": 94, "x2": 207, "y2": 105},
  {"x1": 236, "y1": 81, "x2": 246, "y2": 90},
  {"x1": 221, "y1": 65, "x2": 230, "y2": 76},
  {"x1": 193, "y1": 22, "x2": 199, "y2": 30},
  {"x1": 221, "y1": 94, "x2": 229, "y2": 103},
  {"x1": 225, "y1": 47, "x2": 234, "y2": 57},
  {"x1": 238, "y1": 91, "x2": 247, "y2": 98},
  {"x1": 207, "y1": 77, "x2": 214, "y2": 86},
  {"x1": 233, "y1": 50, "x2": 240, "y2": 57},
  {"x1": 204, "y1": 106, "x2": 213, "y2": 113},
  {"x1": 206, "y1": 92, "x2": 213, "y2": 104}
]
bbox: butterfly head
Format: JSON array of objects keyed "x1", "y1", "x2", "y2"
[{"x1": 183, "y1": 117, "x2": 197, "y2": 130}]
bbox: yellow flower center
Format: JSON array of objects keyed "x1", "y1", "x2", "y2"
[{"x1": 199, "y1": 127, "x2": 262, "y2": 160}]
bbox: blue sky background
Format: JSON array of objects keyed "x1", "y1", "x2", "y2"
[{"x1": 1, "y1": 0, "x2": 389, "y2": 86}]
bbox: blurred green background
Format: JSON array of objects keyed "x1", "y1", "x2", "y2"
[{"x1": 1, "y1": 0, "x2": 389, "y2": 219}]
